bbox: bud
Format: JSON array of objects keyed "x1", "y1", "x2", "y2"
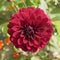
[
  {"x1": 5, "y1": 37, "x2": 11, "y2": 45},
  {"x1": 12, "y1": 51, "x2": 20, "y2": 58},
  {"x1": 0, "y1": 40, "x2": 4, "y2": 49}
]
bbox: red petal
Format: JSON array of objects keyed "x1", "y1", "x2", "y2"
[
  {"x1": 29, "y1": 41, "x2": 33, "y2": 46},
  {"x1": 17, "y1": 39, "x2": 21, "y2": 45},
  {"x1": 23, "y1": 39, "x2": 28, "y2": 44},
  {"x1": 12, "y1": 26, "x2": 19, "y2": 31},
  {"x1": 26, "y1": 44, "x2": 31, "y2": 50},
  {"x1": 13, "y1": 32, "x2": 19, "y2": 37}
]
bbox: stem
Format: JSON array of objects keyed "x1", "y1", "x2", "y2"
[
  {"x1": 22, "y1": 0, "x2": 27, "y2": 7},
  {"x1": 13, "y1": 1, "x2": 19, "y2": 10},
  {"x1": 12, "y1": 2, "x2": 18, "y2": 12}
]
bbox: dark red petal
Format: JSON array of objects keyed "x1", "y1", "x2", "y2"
[
  {"x1": 8, "y1": 29, "x2": 14, "y2": 35},
  {"x1": 31, "y1": 46, "x2": 38, "y2": 52},
  {"x1": 12, "y1": 38, "x2": 20, "y2": 48},
  {"x1": 17, "y1": 39, "x2": 22, "y2": 45},
  {"x1": 11, "y1": 26, "x2": 19, "y2": 31},
  {"x1": 26, "y1": 44, "x2": 31, "y2": 50},
  {"x1": 8, "y1": 23, "x2": 14, "y2": 28},
  {"x1": 21, "y1": 44, "x2": 28, "y2": 51},
  {"x1": 13, "y1": 32, "x2": 19, "y2": 37},
  {"x1": 32, "y1": 38, "x2": 39, "y2": 46},
  {"x1": 23, "y1": 39, "x2": 28, "y2": 44},
  {"x1": 28, "y1": 41, "x2": 33, "y2": 46}
]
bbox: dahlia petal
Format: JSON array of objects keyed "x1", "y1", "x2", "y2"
[
  {"x1": 21, "y1": 44, "x2": 28, "y2": 51},
  {"x1": 35, "y1": 8, "x2": 41, "y2": 16},
  {"x1": 42, "y1": 41, "x2": 47, "y2": 45},
  {"x1": 13, "y1": 32, "x2": 19, "y2": 37},
  {"x1": 11, "y1": 26, "x2": 19, "y2": 31},
  {"x1": 8, "y1": 29, "x2": 14, "y2": 35},
  {"x1": 30, "y1": 13, "x2": 36, "y2": 21},
  {"x1": 17, "y1": 39, "x2": 21, "y2": 45},
  {"x1": 33, "y1": 16, "x2": 42, "y2": 27},
  {"x1": 39, "y1": 42, "x2": 45, "y2": 49},
  {"x1": 31, "y1": 47, "x2": 38, "y2": 52},
  {"x1": 20, "y1": 34, "x2": 24, "y2": 38},
  {"x1": 27, "y1": 7, "x2": 35, "y2": 10},
  {"x1": 34, "y1": 35, "x2": 41, "y2": 40},
  {"x1": 19, "y1": 8, "x2": 27, "y2": 12},
  {"x1": 34, "y1": 40, "x2": 39, "y2": 45},
  {"x1": 23, "y1": 39, "x2": 28, "y2": 44},
  {"x1": 31, "y1": 37, "x2": 39, "y2": 46},
  {"x1": 42, "y1": 18, "x2": 48, "y2": 24},
  {"x1": 12, "y1": 39, "x2": 20, "y2": 48},
  {"x1": 28, "y1": 41, "x2": 33, "y2": 46},
  {"x1": 10, "y1": 19, "x2": 19, "y2": 25},
  {"x1": 26, "y1": 45, "x2": 31, "y2": 50},
  {"x1": 37, "y1": 15, "x2": 41, "y2": 20},
  {"x1": 10, "y1": 37, "x2": 14, "y2": 42},
  {"x1": 21, "y1": 12, "x2": 29, "y2": 20},
  {"x1": 8, "y1": 23, "x2": 14, "y2": 28}
]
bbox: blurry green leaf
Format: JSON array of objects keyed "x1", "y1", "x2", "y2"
[
  {"x1": 0, "y1": 11, "x2": 12, "y2": 25},
  {"x1": 18, "y1": 3, "x2": 24, "y2": 7},
  {"x1": 52, "y1": 16, "x2": 60, "y2": 21},
  {"x1": 0, "y1": 29, "x2": 6, "y2": 40},
  {"x1": 2, "y1": 23, "x2": 8, "y2": 35},
  {"x1": 0, "y1": 22, "x2": 8, "y2": 37},
  {"x1": 52, "y1": 17, "x2": 60, "y2": 35},
  {"x1": 30, "y1": 0, "x2": 40, "y2": 7},
  {"x1": 25, "y1": 0, "x2": 33, "y2": 6},
  {"x1": 10, "y1": 57, "x2": 20, "y2": 60},
  {"x1": 0, "y1": 0, "x2": 9, "y2": 11},
  {"x1": 6, "y1": 3, "x2": 14, "y2": 11}
]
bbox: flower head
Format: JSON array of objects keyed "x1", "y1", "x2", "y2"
[{"x1": 8, "y1": 7, "x2": 53, "y2": 52}]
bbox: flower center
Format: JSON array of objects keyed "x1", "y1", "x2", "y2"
[{"x1": 23, "y1": 25, "x2": 34, "y2": 39}]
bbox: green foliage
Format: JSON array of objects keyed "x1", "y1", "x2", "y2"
[{"x1": 0, "y1": 11, "x2": 12, "y2": 24}]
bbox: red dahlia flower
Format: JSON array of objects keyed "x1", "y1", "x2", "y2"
[{"x1": 8, "y1": 7, "x2": 53, "y2": 52}]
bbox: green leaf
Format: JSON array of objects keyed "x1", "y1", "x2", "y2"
[
  {"x1": 0, "y1": 22, "x2": 8, "y2": 37},
  {"x1": 10, "y1": 57, "x2": 20, "y2": 60},
  {"x1": 0, "y1": 11, "x2": 12, "y2": 25},
  {"x1": 25, "y1": 0, "x2": 33, "y2": 6},
  {"x1": 0, "y1": 29, "x2": 6, "y2": 40},
  {"x1": 30, "y1": 0, "x2": 40, "y2": 7}
]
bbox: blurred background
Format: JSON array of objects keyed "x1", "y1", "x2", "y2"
[{"x1": 0, "y1": 0, "x2": 60, "y2": 60}]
